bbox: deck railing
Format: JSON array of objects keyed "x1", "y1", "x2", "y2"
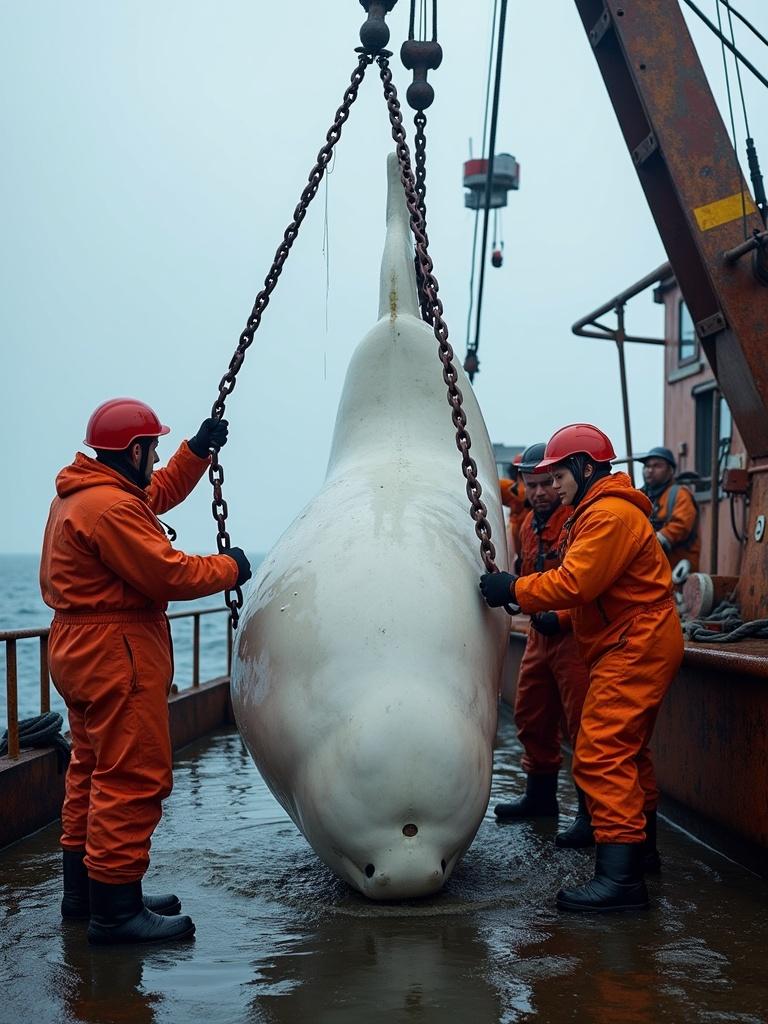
[{"x1": 1, "y1": 607, "x2": 232, "y2": 761}]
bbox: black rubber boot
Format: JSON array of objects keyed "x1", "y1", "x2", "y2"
[
  {"x1": 643, "y1": 809, "x2": 662, "y2": 874},
  {"x1": 61, "y1": 850, "x2": 182, "y2": 919},
  {"x1": 494, "y1": 773, "x2": 559, "y2": 820},
  {"x1": 555, "y1": 786, "x2": 595, "y2": 849},
  {"x1": 87, "y1": 880, "x2": 195, "y2": 945},
  {"x1": 556, "y1": 843, "x2": 649, "y2": 913}
]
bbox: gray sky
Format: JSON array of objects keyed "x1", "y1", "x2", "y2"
[{"x1": 2, "y1": 2, "x2": 767, "y2": 555}]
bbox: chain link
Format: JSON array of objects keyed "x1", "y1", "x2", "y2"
[
  {"x1": 208, "y1": 54, "x2": 373, "y2": 629},
  {"x1": 378, "y1": 55, "x2": 501, "y2": 576},
  {"x1": 412, "y1": 110, "x2": 431, "y2": 323}
]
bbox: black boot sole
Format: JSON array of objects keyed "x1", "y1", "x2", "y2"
[
  {"x1": 556, "y1": 895, "x2": 649, "y2": 913},
  {"x1": 494, "y1": 805, "x2": 559, "y2": 821},
  {"x1": 62, "y1": 897, "x2": 182, "y2": 920},
  {"x1": 88, "y1": 921, "x2": 196, "y2": 946}
]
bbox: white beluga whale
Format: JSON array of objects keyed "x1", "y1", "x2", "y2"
[{"x1": 231, "y1": 153, "x2": 508, "y2": 900}]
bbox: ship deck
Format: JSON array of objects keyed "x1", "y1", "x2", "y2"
[{"x1": 2, "y1": 710, "x2": 767, "y2": 1024}]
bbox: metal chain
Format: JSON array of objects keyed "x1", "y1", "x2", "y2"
[
  {"x1": 377, "y1": 55, "x2": 502, "y2": 575},
  {"x1": 412, "y1": 110, "x2": 431, "y2": 323},
  {"x1": 209, "y1": 53, "x2": 373, "y2": 629}
]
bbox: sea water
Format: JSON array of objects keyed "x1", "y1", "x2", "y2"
[{"x1": 0, "y1": 552, "x2": 261, "y2": 725}]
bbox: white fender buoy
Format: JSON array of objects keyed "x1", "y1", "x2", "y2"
[{"x1": 231, "y1": 154, "x2": 508, "y2": 900}]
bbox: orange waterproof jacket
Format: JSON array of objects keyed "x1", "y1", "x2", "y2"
[
  {"x1": 515, "y1": 473, "x2": 674, "y2": 663},
  {"x1": 500, "y1": 477, "x2": 528, "y2": 554},
  {"x1": 645, "y1": 480, "x2": 701, "y2": 572},
  {"x1": 518, "y1": 504, "x2": 570, "y2": 577},
  {"x1": 40, "y1": 443, "x2": 238, "y2": 613},
  {"x1": 518, "y1": 503, "x2": 573, "y2": 632}
]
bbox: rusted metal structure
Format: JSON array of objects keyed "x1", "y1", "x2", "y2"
[{"x1": 573, "y1": 0, "x2": 768, "y2": 622}]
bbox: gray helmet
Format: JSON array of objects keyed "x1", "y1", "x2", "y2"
[
  {"x1": 519, "y1": 442, "x2": 547, "y2": 474},
  {"x1": 637, "y1": 446, "x2": 676, "y2": 469}
]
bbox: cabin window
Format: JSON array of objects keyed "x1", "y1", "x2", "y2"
[
  {"x1": 694, "y1": 388, "x2": 732, "y2": 489},
  {"x1": 678, "y1": 302, "x2": 698, "y2": 365}
]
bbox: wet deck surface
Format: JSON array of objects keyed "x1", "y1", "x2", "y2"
[{"x1": 2, "y1": 708, "x2": 767, "y2": 1024}]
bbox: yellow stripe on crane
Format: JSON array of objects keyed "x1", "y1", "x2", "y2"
[{"x1": 693, "y1": 190, "x2": 757, "y2": 231}]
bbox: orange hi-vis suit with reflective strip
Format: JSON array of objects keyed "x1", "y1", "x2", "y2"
[
  {"x1": 500, "y1": 477, "x2": 528, "y2": 566},
  {"x1": 645, "y1": 480, "x2": 701, "y2": 572},
  {"x1": 515, "y1": 504, "x2": 590, "y2": 774},
  {"x1": 515, "y1": 473, "x2": 684, "y2": 844},
  {"x1": 40, "y1": 443, "x2": 239, "y2": 884}
]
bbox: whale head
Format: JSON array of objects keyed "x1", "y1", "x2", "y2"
[{"x1": 294, "y1": 688, "x2": 493, "y2": 900}]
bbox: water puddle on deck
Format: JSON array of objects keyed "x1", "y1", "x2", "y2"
[{"x1": 1, "y1": 708, "x2": 767, "y2": 1023}]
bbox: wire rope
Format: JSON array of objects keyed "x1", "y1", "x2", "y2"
[
  {"x1": 719, "y1": 0, "x2": 768, "y2": 50},
  {"x1": 725, "y1": 2, "x2": 752, "y2": 134},
  {"x1": 465, "y1": 0, "x2": 499, "y2": 354},
  {"x1": 716, "y1": 0, "x2": 748, "y2": 239},
  {"x1": 470, "y1": 0, "x2": 509, "y2": 374},
  {"x1": 680, "y1": 0, "x2": 768, "y2": 91}
]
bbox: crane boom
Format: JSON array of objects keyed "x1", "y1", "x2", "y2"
[{"x1": 574, "y1": 0, "x2": 768, "y2": 457}]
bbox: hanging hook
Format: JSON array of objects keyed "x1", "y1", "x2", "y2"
[
  {"x1": 358, "y1": 0, "x2": 398, "y2": 56},
  {"x1": 400, "y1": 39, "x2": 443, "y2": 110},
  {"x1": 400, "y1": 0, "x2": 441, "y2": 110}
]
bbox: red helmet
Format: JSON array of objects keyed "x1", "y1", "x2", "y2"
[
  {"x1": 536, "y1": 423, "x2": 616, "y2": 470},
  {"x1": 84, "y1": 398, "x2": 170, "y2": 451}
]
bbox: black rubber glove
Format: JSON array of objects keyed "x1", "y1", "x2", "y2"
[
  {"x1": 227, "y1": 547, "x2": 252, "y2": 587},
  {"x1": 531, "y1": 611, "x2": 560, "y2": 636},
  {"x1": 479, "y1": 571, "x2": 517, "y2": 608},
  {"x1": 188, "y1": 418, "x2": 229, "y2": 458}
]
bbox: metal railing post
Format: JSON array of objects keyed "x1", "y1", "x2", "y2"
[
  {"x1": 615, "y1": 304, "x2": 635, "y2": 486},
  {"x1": 6, "y1": 639, "x2": 19, "y2": 759},
  {"x1": 40, "y1": 634, "x2": 50, "y2": 713},
  {"x1": 710, "y1": 388, "x2": 722, "y2": 573},
  {"x1": 192, "y1": 614, "x2": 200, "y2": 688}
]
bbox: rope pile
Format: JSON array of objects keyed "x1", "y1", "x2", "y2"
[
  {"x1": 682, "y1": 598, "x2": 768, "y2": 643},
  {"x1": 0, "y1": 712, "x2": 71, "y2": 770}
]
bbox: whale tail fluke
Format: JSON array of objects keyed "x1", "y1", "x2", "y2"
[{"x1": 378, "y1": 152, "x2": 420, "y2": 322}]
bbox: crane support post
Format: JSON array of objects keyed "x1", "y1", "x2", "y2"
[{"x1": 574, "y1": 0, "x2": 768, "y2": 457}]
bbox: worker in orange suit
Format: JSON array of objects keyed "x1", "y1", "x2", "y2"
[
  {"x1": 494, "y1": 443, "x2": 592, "y2": 849},
  {"x1": 40, "y1": 398, "x2": 252, "y2": 946},
  {"x1": 637, "y1": 446, "x2": 700, "y2": 572},
  {"x1": 499, "y1": 453, "x2": 528, "y2": 568},
  {"x1": 480, "y1": 423, "x2": 684, "y2": 913}
]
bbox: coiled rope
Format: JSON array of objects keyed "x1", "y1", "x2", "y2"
[
  {"x1": 0, "y1": 712, "x2": 71, "y2": 770},
  {"x1": 682, "y1": 598, "x2": 768, "y2": 643}
]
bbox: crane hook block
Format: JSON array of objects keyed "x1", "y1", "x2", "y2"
[
  {"x1": 400, "y1": 39, "x2": 443, "y2": 111},
  {"x1": 491, "y1": 248, "x2": 503, "y2": 268},
  {"x1": 359, "y1": 0, "x2": 398, "y2": 55}
]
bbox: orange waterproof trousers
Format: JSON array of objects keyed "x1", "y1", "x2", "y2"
[
  {"x1": 515, "y1": 629, "x2": 590, "y2": 774},
  {"x1": 50, "y1": 611, "x2": 174, "y2": 884},
  {"x1": 573, "y1": 602, "x2": 684, "y2": 844}
]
